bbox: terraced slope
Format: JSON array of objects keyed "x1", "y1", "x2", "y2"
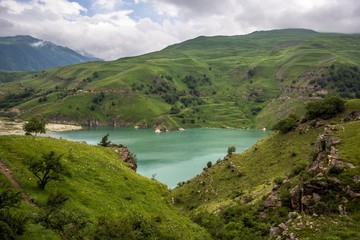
[{"x1": 0, "y1": 29, "x2": 360, "y2": 129}]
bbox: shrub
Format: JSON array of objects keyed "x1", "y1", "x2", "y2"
[
  {"x1": 305, "y1": 95, "x2": 345, "y2": 120},
  {"x1": 328, "y1": 166, "x2": 344, "y2": 175},
  {"x1": 272, "y1": 114, "x2": 299, "y2": 134},
  {"x1": 0, "y1": 187, "x2": 27, "y2": 238},
  {"x1": 169, "y1": 106, "x2": 180, "y2": 114},
  {"x1": 227, "y1": 146, "x2": 236, "y2": 155}
]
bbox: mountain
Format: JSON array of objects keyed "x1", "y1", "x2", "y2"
[
  {"x1": 0, "y1": 29, "x2": 359, "y2": 129},
  {"x1": 0, "y1": 35, "x2": 102, "y2": 71}
]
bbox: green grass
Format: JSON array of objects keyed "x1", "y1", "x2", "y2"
[
  {"x1": 171, "y1": 125, "x2": 322, "y2": 212},
  {"x1": 0, "y1": 136, "x2": 210, "y2": 239},
  {"x1": 1, "y1": 29, "x2": 360, "y2": 129},
  {"x1": 172, "y1": 100, "x2": 360, "y2": 239}
]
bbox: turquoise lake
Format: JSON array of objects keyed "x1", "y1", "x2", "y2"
[{"x1": 51, "y1": 128, "x2": 270, "y2": 188}]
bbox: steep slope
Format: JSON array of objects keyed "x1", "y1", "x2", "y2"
[
  {"x1": 171, "y1": 99, "x2": 360, "y2": 239},
  {"x1": 0, "y1": 136, "x2": 209, "y2": 239},
  {"x1": 0, "y1": 35, "x2": 101, "y2": 71},
  {"x1": 0, "y1": 29, "x2": 359, "y2": 129}
]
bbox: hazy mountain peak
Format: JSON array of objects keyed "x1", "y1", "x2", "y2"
[{"x1": 0, "y1": 35, "x2": 103, "y2": 71}]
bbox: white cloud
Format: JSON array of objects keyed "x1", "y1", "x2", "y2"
[
  {"x1": 37, "y1": 0, "x2": 86, "y2": 16},
  {"x1": 92, "y1": 0, "x2": 123, "y2": 12},
  {"x1": 0, "y1": 0, "x2": 359, "y2": 60}
]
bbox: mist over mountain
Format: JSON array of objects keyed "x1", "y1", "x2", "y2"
[{"x1": 0, "y1": 35, "x2": 103, "y2": 71}]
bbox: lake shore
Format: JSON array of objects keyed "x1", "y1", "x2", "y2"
[{"x1": 0, "y1": 119, "x2": 82, "y2": 135}]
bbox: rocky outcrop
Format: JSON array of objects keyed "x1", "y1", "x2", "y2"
[
  {"x1": 289, "y1": 125, "x2": 359, "y2": 214},
  {"x1": 341, "y1": 111, "x2": 360, "y2": 122},
  {"x1": 113, "y1": 146, "x2": 137, "y2": 171}
]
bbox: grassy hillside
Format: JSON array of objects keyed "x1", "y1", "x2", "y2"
[
  {"x1": 1, "y1": 29, "x2": 360, "y2": 129},
  {"x1": 0, "y1": 136, "x2": 209, "y2": 239},
  {"x1": 171, "y1": 99, "x2": 360, "y2": 239}
]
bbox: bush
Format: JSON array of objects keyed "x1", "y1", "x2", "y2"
[
  {"x1": 169, "y1": 106, "x2": 180, "y2": 114},
  {"x1": 305, "y1": 95, "x2": 345, "y2": 120},
  {"x1": 227, "y1": 146, "x2": 236, "y2": 155},
  {"x1": 272, "y1": 114, "x2": 299, "y2": 134},
  {"x1": 0, "y1": 186, "x2": 27, "y2": 238}
]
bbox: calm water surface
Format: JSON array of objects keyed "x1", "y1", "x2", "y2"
[{"x1": 51, "y1": 128, "x2": 270, "y2": 188}]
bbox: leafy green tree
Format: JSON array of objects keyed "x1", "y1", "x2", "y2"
[
  {"x1": 29, "y1": 151, "x2": 70, "y2": 190},
  {"x1": 23, "y1": 117, "x2": 46, "y2": 135},
  {"x1": 228, "y1": 146, "x2": 236, "y2": 155},
  {"x1": 98, "y1": 133, "x2": 111, "y2": 147}
]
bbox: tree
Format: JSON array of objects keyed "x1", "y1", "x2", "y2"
[
  {"x1": 227, "y1": 146, "x2": 236, "y2": 155},
  {"x1": 98, "y1": 133, "x2": 111, "y2": 147},
  {"x1": 23, "y1": 117, "x2": 46, "y2": 135},
  {"x1": 29, "y1": 151, "x2": 70, "y2": 190}
]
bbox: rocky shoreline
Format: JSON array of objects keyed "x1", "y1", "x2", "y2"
[{"x1": 0, "y1": 119, "x2": 82, "y2": 135}]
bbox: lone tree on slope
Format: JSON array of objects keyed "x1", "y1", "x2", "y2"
[
  {"x1": 227, "y1": 146, "x2": 236, "y2": 155},
  {"x1": 98, "y1": 133, "x2": 112, "y2": 147},
  {"x1": 23, "y1": 117, "x2": 46, "y2": 135},
  {"x1": 29, "y1": 151, "x2": 70, "y2": 190}
]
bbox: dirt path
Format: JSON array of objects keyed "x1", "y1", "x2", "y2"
[{"x1": 0, "y1": 160, "x2": 37, "y2": 207}]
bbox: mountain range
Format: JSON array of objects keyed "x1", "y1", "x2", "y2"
[
  {"x1": 0, "y1": 29, "x2": 359, "y2": 129},
  {"x1": 0, "y1": 35, "x2": 102, "y2": 71}
]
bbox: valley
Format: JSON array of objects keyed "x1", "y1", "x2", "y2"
[{"x1": 1, "y1": 29, "x2": 360, "y2": 239}]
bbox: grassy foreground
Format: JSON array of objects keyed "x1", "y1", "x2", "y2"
[{"x1": 0, "y1": 136, "x2": 210, "y2": 239}]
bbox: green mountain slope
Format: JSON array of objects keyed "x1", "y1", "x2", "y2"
[
  {"x1": 0, "y1": 136, "x2": 209, "y2": 239},
  {"x1": 171, "y1": 99, "x2": 360, "y2": 239},
  {"x1": 0, "y1": 35, "x2": 101, "y2": 71},
  {"x1": 0, "y1": 29, "x2": 360, "y2": 129}
]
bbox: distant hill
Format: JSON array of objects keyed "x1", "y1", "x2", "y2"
[
  {"x1": 0, "y1": 35, "x2": 102, "y2": 71},
  {"x1": 0, "y1": 29, "x2": 359, "y2": 129}
]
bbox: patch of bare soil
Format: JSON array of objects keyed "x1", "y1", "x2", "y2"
[{"x1": 0, "y1": 160, "x2": 37, "y2": 207}]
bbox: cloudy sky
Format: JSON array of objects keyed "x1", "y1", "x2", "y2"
[{"x1": 1, "y1": 0, "x2": 359, "y2": 60}]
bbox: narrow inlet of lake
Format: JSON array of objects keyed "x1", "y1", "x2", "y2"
[{"x1": 51, "y1": 128, "x2": 270, "y2": 188}]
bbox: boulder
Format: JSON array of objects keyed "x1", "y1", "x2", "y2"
[
  {"x1": 290, "y1": 185, "x2": 302, "y2": 212},
  {"x1": 264, "y1": 194, "x2": 279, "y2": 208}
]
